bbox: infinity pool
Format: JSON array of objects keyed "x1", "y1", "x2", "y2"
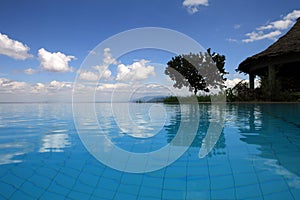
[{"x1": 0, "y1": 103, "x2": 300, "y2": 199}]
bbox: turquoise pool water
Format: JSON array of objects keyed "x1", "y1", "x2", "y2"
[{"x1": 0, "y1": 103, "x2": 300, "y2": 199}]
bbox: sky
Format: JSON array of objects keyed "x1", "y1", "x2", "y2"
[{"x1": 0, "y1": 0, "x2": 299, "y2": 102}]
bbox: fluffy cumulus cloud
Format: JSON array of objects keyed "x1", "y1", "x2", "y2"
[
  {"x1": 77, "y1": 48, "x2": 115, "y2": 81},
  {"x1": 116, "y1": 59, "x2": 156, "y2": 82},
  {"x1": 243, "y1": 10, "x2": 300, "y2": 43},
  {"x1": 0, "y1": 78, "x2": 28, "y2": 93},
  {"x1": 78, "y1": 70, "x2": 99, "y2": 81},
  {"x1": 243, "y1": 30, "x2": 282, "y2": 43},
  {"x1": 48, "y1": 80, "x2": 72, "y2": 91},
  {"x1": 38, "y1": 48, "x2": 76, "y2": 72},
  {"x1": 0, "y1": 33, "x2": 33, "y2": 60},
  {"x1": 225, "y1": 78, "x2": 260, "y2": 89},
  {"x1": 0, "y1": 78, "x2": 74, "y2": 102},
  {"x1": 103, "y1": 48, "x2": 118, "y2": 65},
  {"x1": 183, "y1": 0, "x2": 209, "y2": 14},
  {"x1": 78, "y1": 68, "x2": 112, "y2": 81}
]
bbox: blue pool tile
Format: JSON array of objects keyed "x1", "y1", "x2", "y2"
[
  {"x1": 72, "y1": 180, "x2": 95, "y2": 195},
  {"x1": 0, "y1": 167, "x2": 10, "y2": 178},
  {"x1": 187, "y1": 176, "x2": 210, "y2": 190},
  {"x1": 77, "y1": 172, "x2": 99, "y2": 187},
  {"x1": 0, "y1": 181, "x2": 16, "y2": 199},
  {"x1": 82, "y1": 164, "x2": 105, "y2": 177},
  {"x1": 10, "y1": 190, "x2": 33, "y2": 200},
  {"x1": 211, "y1": 188, "x2": 236, "y2": 200},
  {"x1": 233, "y1": 172, "x2": 259, "y2": 186},
  {"x1": 164, "y1": 166, "x2": 187, "y2": 178},
  {"x1": 138, "y1": 185, "x2": 162, "y2": 199},
  {"x1": 209, "y1": 163, "x2": 232, "y2": 176},
  {"x1": 35, "y1": 166, "x2": 58, "y2": 179},
  {"x1": 47, "y1": 181, "x2": 70, "y2": 196},
  {"x1": 210, "y1": 174, "x2": 235, "y2": 190},
  {"x1": 67, "y1": 189, "x2": 91, "y2": 200},
  {"x1": 235, "y1": 184, "x2": 262, "y2": 199},
  {"x1": 117, "y1": 183, "x2": 140, "y2": 194},
  {"x1": 101, "y1": 168, "x2": 123, "y2": 180},
  {"x1": 187, "y1": 164, "x2": 209, "y2": 176},
  {"x1": 256, "y1": 170, "x2": 285, "y2": 183},
  {"x1": 260, "y1": 179, "x2": 289, "y2": 195},
  {"x1": 11, "y1": 167, "x2": 34, "y2": 180},
  {"x1": 162, "y1": 189, "x2": 186, "y2": 200},
  {"x1": 263, "y1": 190, "x2": 294, "y2": 200},
  {"x1": 230, "y1": 159, "x2": 255, "y2": 174},
  {"x1": 163, "y1": 177, "x2": 186, "y2": 190},
  {"x1": 114, "y1": 191, "x2": 137, "y2": 200},
  {"x1": 92, "y1": 188, "x2": 116, "y2": 199},
  {"x1": 1, "y1": 173, "x2": 24, "y2": 189},
  {"x1": 19, "y1": 181, "x2": 44, "y2": 199},
  {"x1": 136, "y1": 196, "x2": 159, "y2": 200},
  {"x1": 142, "y1": 176, "x2": 164, "y2": 189},
  {"x1": 121, "y1": 173, "x2": 143, "y2": 185},
  {"x1": 54, "y1": 173, "x2": 77, "y2": 190},
  {"x1": 28, "y1": 174, "x2": 52, "y2": 189},
  {"x1": 58, "y1": 167, "x2": 81, "y2": 180},
  {"x1": 291, "y1": 188, "x2": 300, "y2": 199},
  {"x1": 97, "y1": 177, "x2": 120, "y2": 191},
  {"x1": 186, "y1": 190, "x2": 210, "y2": 200}
]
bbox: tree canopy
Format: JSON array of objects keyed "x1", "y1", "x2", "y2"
[{"x1": 165, "y1": 49, "x2": 227, "y2": 95}]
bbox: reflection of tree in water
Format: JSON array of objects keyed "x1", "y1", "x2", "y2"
[
  {"x1": 164, "y1": 104, "x2": 226, "y2": 157},
  {"x1": 230, "y1": 104, "x2": 300, "y2": 176}
]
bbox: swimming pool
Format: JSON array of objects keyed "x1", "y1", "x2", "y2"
[{"x1": 0, "y1": 103, "x2": 299, "y2": 199}]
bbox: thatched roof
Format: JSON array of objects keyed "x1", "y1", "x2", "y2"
[{"x1": 238, "y1": 17, "x2": 300, "y2": 74}]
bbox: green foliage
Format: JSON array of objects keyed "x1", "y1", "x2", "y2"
[
  {"x1": 163, "y1": 94, "x2": 225, "y2": 104},
  {"x1": 225, "y1": 77, "x2": 297, "y2": 102},
  {"x1": 226, "y1": 80, "x2": 254, "y2": 102},
  {"x1": 256, "y1": 76, "x2": 295, "y2": 101},
  {"x1": 165, "y1": 49, "x2": 227, "y2": 95}
]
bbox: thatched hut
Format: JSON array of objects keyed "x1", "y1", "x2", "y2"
[{"x1": 238, "y1": 17, "x2": 300, "y2": 92}]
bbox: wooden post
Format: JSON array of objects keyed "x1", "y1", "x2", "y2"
[
  {"x1": 249, "y1": 74, "x2": 255, "y2": 90},
  {"x1": 268, "y1": 65, "x2": 275, "y2": 98}
]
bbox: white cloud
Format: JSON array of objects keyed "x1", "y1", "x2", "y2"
[
  {"x1": 234, "y1": 24, "x2": 241, "y2": 29},
  {"x1": 257, "y1": 19, "x2": 293, "y2": 31},
  {"x1": 0, "y1": 78, "x2": 75, "y2": 102},
  {"x1": 103, "y1": 48, "x2": 118, "y2": 65},
  {"x1": 116, "y1": 59, "x2": 156, "y2": 82},
  {"x1": 243, "y1": 10, "x2": 300, "y2": 43},
  {"x1": 225, "y1": 78, "x2": 245, "y2": 88},
  {"x1": 31, "y1": 83, "x2": 45, "y2": 93},
  {"x1": 0, "y1": 78, "x2": 73, "y2": 94},
  {"x1": 183, "y1": 0, "x2": 208, "y2": 14},
  {"x1": 285, "y1": 10, "x2": 300, "y2": 20},
  {"x1": 38, "y1": 48, "x2": 76, "y2": 72},
  {"x1": 226, "y1": 38, "x2": 238, "y2": 43},
  {"x1": 93, "y1": 65, "x2": 112, "y2": 79},
  {"x1": 96, "y1": 83, "x2": 129, "y2": 91},
  {"x1": 78, "y1": 66, "x2": 112, "y2": 81},
  {"x1": 78, "y1": 70, "x2": 99, "y2": 81},
  {"x1": 0, "y1": 78, "x2": 28, "y2": 93},
  {"x1": 48, "y1": 80, "x2": 72, "y2": 91},
  {"x1": 225, "y1": 78, "x2": 260, "y2": 89},
  {"x1": 242, "y1": 30, "x2": 282, "y2": 43},
  {"x1": 77, "y1": 48, "x2": 115, "y2": 81},
  {"x1": 0, "y1": 33, "x2": 33, "y2": 60},
  {"x1": 23, "y1": 68, "x2": 38, "y2": 75}
]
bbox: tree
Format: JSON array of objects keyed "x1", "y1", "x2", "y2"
[{"x1": 165, "y1": 49, "x2": 227, "y2": 95}]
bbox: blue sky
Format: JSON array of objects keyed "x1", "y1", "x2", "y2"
[{"x1": 0, "y1": 0, "x2": 299, "y2": 102}]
